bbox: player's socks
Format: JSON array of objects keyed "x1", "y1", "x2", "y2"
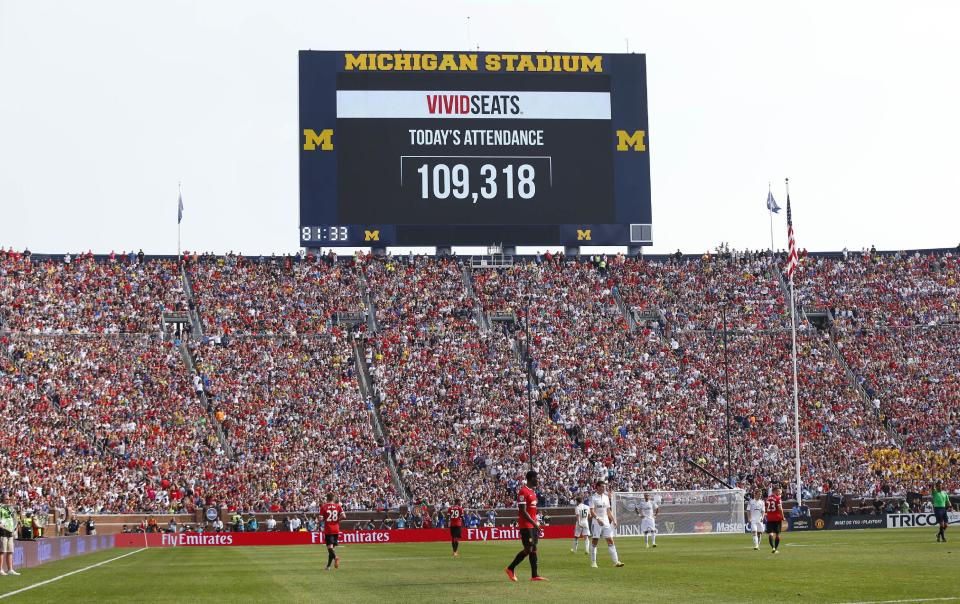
[
  {"x1": 452, "y1": 541, "x2": 459, "y2": 553},
  {"x1": 651, "y1": 534, "x2": 657, "y2": 547},
  {"x1": 572, "y1": 538, "x2": 579, "y2": 552},
  {"x1": 608, "y1": 544, "x2": 620, "y2": 564},
  {"x1": 590, "y1": 545, "x2": 598, "y2": 564},
  {"x1": 327, "y1": 549, "x2": 336, "y2": 568},
  {"x1": 774, "y1": 536, "x2": 780, "y2": 550},
  {"x1": 508, "y1": 551, "x2": 527, "y2": 571},
  {"x1": 768, "y1": 535, "x2": 774, "y2": 549},
  {"x1": 529, "y1": 552, "x2": 539, "y2": 578}
]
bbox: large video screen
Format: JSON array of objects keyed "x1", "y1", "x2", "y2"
[{"x1": 299, "y1": 51, "x2": 651, "y2": 247}]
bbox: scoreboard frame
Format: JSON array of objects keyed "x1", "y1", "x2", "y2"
[{"x1": 299, "y1": 50, "x2": 651, "y2": 248}]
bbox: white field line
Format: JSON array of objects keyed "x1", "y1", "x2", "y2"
[
  {"x1": 0, "y1": 547, "x2": 147, "y2": 600},
  {"x1": 834, "y1": 598, "x2": 959, "y2": 604}
]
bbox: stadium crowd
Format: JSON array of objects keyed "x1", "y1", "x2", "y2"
[
  {"x1": 189, "y1": 334, "x2": 400, "y2": 511},
  {"x1": 1, "y1": 247, "x2": 958, "y2": 519}
]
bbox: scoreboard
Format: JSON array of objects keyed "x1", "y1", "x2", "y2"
[{"x1": 299, "y1": 51, "x2": 651, "y2": 247}]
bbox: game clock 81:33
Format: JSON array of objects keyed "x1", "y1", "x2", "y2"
[{"x1": 299, "y1": 50, "x2": 652, "y2": 247}]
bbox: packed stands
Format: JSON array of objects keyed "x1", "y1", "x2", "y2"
[
  {"x1": 361, "y1": 256, "x2": 549, "y2": 508},
  {"x1": 0, "y1": 251, "x2": 186, "y2": 333},
  {"x1": 189, "y1": 334, "x2": 399, "y2": 511},
  {"x1": 1, "y1": 246, "x2": 958, "y2": 516},
  {"x1": 187, "y1": 254, "x2": 365, "y2": 335}
]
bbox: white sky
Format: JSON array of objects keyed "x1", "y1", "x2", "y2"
[{"x1": 1, "y1": 0, "x2": 958, "y2": 256}]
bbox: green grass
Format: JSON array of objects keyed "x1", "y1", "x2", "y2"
[{"x1": 1, "y1": 529, "x2": 957, "y2": 603}]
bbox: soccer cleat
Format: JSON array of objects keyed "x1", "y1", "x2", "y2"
[
  {"x1": 652, "y1": 544, "x2": 657, "y2": 548},
  {"x1": 590, "y1": 562, "x2": 598, "y2": 568},
  {"x1": 334, "y1": 557, "x2": 340, "y2": 569},
  {"x1": 772, "y1": 549, "x2": 779, "y2": 554},
  {"x1": 324, "y1": 567, "x2": 330, "y2": 571},
  {"x1": 754, "y1": 546, "x2": 759, "y2": 550},
  {"x1": 505, "y1": 568, "x2": 517, "y2": 582},
  {"x1": 531, "y1": 576, "x2": 548, "y2": 581},
  {"x1": 7, "y1": 570, "x2": 19, "y2": 576},
  {"x1": 453, "y1": 552, "x2": 460, "y2": 557},
  {"x1": 571, "y1": 548, "x2": 576, "y2": 553},
  {"x1": 0, "y1": 570, "x2": 7, "y2": 576},
  {"x1": 645, "y1": 543, "x2": 650, "y2": 549},
  {"x1": 614, "y1": 562, "x2": 625, "y2": 567}
]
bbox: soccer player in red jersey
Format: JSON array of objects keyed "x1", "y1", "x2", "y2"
[
  {"x1": 505, "y1": 470, "x2": 547, "y2": 582},
  {"x1": 447, "y1": 499, "x2": 464, "y2": 557},
  {"x1": 764, "y1": 486, "x2": 785, "y2": 554},
  {"x1": 319, "y1": 493, "x2": 345, "y2": 570}
]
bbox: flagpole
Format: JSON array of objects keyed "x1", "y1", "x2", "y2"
[
  {"x1": 768, "y1": 182, "x2": 775, "y2": 252},
  {"x1": 786, "y1": 177, "x2": 802, "y2": 506}
]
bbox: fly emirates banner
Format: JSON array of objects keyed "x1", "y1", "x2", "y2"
[{"x1": 115, "y1": 526, "x2": 574, "y2": 547}]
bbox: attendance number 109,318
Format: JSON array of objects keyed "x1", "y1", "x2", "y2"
[{"x1": 416, "y1": 163, "x2": 536, "y2": 202}]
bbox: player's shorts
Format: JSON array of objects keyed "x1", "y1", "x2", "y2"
[
  {"x1": 591, "y1": 520, "x2": 615, "y2": 540},
  {"x1": 749, "y1": 519, "x2": 765, "y2": 532},
  {"x1": 519, "y1": 527, "x2": 539, "y2": 549},
  {"x1": 450, "y1": 526, "x2": 462, "y2": 540},
  {"x1": 934, "y1": 508, "x2": 948, "y2": 523},
  {"x1": 324, "y1": 533, "x2": 340, "y2": 547},
  {"x1": 765, "y1": 520, "x2": 782, "y2": 534},
  {"x1": 0, "y1": 536, "x2": 14, "y2": 553},
  {"x1": 574, "y1": 524, "x2": 591, "y2": 538},
  {"x1": 640, "y1": 518, "x2": 657, "y2": 533}
]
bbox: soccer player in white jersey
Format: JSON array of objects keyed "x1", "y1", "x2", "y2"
[
  {"x1": 636, "y1": 492, "x2": 659, "y2": 548},
  {"x1": 588, "y1": 480, "x2": 624, "y2": 568},
  {"x1": 747, "y1": 489, "x2": 766, "y2": 550},
  {"x1": 572, "y1": 497, "x2": 591, "y2": 553}
]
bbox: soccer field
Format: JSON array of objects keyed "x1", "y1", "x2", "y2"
[{"x1": 0, "y1": 529, "x2": 956, "y2": 603}]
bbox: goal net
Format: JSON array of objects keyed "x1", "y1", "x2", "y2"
[{"x1": 613, "y1": 489, "x2": 745, "y2": 537}]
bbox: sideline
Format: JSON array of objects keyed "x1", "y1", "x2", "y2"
[
  {"x1": 835, "y1": 598, "x2": 959, "y2": 604},
  {"x1": 0, "y1": 548, "x2": 147, "y2": 600}
]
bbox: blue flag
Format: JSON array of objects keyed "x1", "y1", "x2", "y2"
[
  {"x1": 178, "y1": 192, "x2": 184, "y2": 224},
  {"x1": 766, "y1": 190, "x2": 781, "y2": 213}
]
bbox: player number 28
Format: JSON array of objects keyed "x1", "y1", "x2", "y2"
[{"x1": 416, "y1": 163, "x2": 535, "y2": 201}]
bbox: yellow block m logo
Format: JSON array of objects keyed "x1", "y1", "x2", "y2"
[
  {"x1": 577, "y1": 229, "x2": 591, "y2": 241},
  {"x1": 303, "y1": 129, "x2": 334, "y2": 151},
  {"x1": 364, "y1": 230, "x2": 380, "y2": 242},
  {"x1": 615, "y1": 130, "x2": 646, "y2": 151}
]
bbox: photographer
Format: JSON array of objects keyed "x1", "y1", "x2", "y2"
[{"x1": 0, "y1": 493, "x2": 20, "y2": 576}]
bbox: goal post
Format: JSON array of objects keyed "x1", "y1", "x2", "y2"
[{"x1": 612, "y1": 489, "x2": 746, "y2": 537}]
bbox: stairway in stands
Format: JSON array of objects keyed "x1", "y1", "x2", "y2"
[
  {"x1": 177, "y1": 264, "x2": 237, "y2": 460},
  {"x1": 355, "y1": 265, "x2": 413, "y2": 501}
]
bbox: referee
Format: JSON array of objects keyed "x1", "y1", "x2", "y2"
[{"x1": 932, "y1": 480, "x2": 951, "y2": 542}]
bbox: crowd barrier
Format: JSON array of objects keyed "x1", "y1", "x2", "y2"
[
  {"x1": 13, "y1": 535, "x2": 115, "y2": 569},
  {"x1": 886, "y1": 511, "x2": 960, "y2": 529},
  {"x1": 790, "y1": 512, "x2": 960, "y2": 531},
  {"x1": 114, "y1": 526, "x2": 574, "y2": 548}
]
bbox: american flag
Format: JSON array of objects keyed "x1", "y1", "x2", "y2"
[{"x1": 785, "y1": 194, "x2": 798, "y2": 279}]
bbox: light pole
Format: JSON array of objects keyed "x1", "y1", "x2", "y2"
[
  {"x1": 721, "y1": 303, "x2": 733, "y2": 486},
  {"x1": 524, "y1": 301, "x2": 535, "y2": 471}
]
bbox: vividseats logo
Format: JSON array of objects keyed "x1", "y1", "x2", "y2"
[{"x1": 425, "y1": 94, "x2": 520, "y2": 116}]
